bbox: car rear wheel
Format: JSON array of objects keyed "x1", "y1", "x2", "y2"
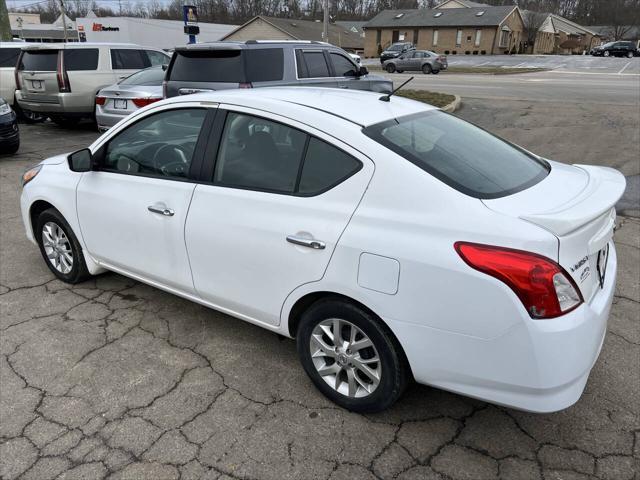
[
  {"x1": 36, "y1": 208, "x2": 91, "y2": 284},
  {"x1": 422, "y1": 64, "x2": 432, "y2": 74},
  {"x1": 386, "y1": 63, "x2": 396, "y2": 73},
  {"x1": 627, "y1": 51, "x2": 633, "y2": 58},
  {"x1": 604, "y1": 50, "x2": 610, "y2": 57},
  {"x1": 296, "y1": 298, "x2": 409, "y2": 413}
]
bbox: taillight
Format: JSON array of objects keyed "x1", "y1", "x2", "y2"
[
  {"x1": 238, "y1": 82, "x2": 253, "y2": 89},
  {"x1": 95, "y1": 96, "x2": 106, "y2": 106},
  {"x1": 14, "y1": 69, "x2": 21, "y2": 90},
  {"x1": 454, "y1": 242, "x2": 583, "y2": 319},
  {"x1": 131, "y1": 97, "x2": 161, "y2": 108},
  {"x1": 162, "y1": 80, "x2": 168, "y2": 99},
  {"x1": 57, "y1": 51, "x2": 71, "y2": 93}
]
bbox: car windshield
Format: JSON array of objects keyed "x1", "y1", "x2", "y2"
[
  {"x1": 119, "y1": 67, "x2": 165, "y2": 86},
  {"x1": 389, "y1": 45, "x2": 405, "y2": 51},
  {"x1": 363, "y1": 110, "x2": 549, "y2": 199},
  {"x1": 602, "y1": 42, "x2": 615, "y2": 48}
]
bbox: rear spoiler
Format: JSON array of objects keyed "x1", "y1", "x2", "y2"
[{"x1": 520, "y1": 165, "x2": 626, "y2": 237}]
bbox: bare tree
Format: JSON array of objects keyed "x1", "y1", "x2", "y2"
[{"x1": 522, "y1": 9, "x2": 547, "y2": 49}]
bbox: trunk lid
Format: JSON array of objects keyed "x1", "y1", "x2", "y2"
[
  {"x1": 18, "y1": 49, "x2": 61, "y2": 103},
  {"x1": 483, "y1": 161, "x2": 626, "y2": 301},
  {"x1": 98, "y1": 84, "x2": 162, "y2": 114}
]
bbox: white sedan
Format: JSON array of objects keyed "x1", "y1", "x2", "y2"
[{"x1": 20, "y1": 88, "x2": 625, "y2": 413}]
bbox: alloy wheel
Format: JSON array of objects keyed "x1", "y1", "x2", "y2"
[
  {"x1": 42, "y1": 221, "x2": 73, "y2": 274},
  {"x1": 309, "y1": 318, "x2": 381, "y2": 398}
]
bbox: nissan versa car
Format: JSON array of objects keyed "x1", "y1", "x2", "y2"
[{"x1": 20, "y1": 88, "x2": 624, "y2": 413}]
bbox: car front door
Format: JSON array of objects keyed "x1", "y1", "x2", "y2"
[
  {"x1": 76, "y1": 106, "x2": 212, "y2": 294},
  {"x1": 184, "y1": 107, "x2": 374, "y2": 326},
  {"x1": 329, "y1": 52, "x2": 370, "y2": 90},
  {"x1": 410, "y1": 51, "x2": 424, "y2": 70}
]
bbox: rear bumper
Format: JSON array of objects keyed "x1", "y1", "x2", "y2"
[
  {"x1": 16, "y1": 90, "x2": 93, "y2": 116},
  {"x1": 95, "y1": 107, "x2": 129, "y2": 129},
  {"x1": 387, "y1": 243, "x2": 617, "y2": 413}
]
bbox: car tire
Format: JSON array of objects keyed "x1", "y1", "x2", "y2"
[
  {"x1": 422, "y1": 64, "x2": 432, "y2": 74},
  {"x1": 5, "y1": 140, "x2": 19, "y2": 154},
  {"x1": 604, "y1": 50, "x2": 610, "y2": 57},
  {"x1": 296, "y1": 297, "x2": 409, "y2": 413},
  {"x1": 627, "y1": 51, "x2": 633, "y2": 58},
  {"x1": 386, "y1": 63, "x2": 396, "y2": 73},
  {"x1": 36, "y1": 208, "x2": 91, "y2": 284}
]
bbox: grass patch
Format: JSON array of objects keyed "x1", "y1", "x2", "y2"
[{"x1": 396, "y1": 89, "x2": 456, "y2": 108}]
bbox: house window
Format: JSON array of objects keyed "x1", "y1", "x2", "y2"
[
  {"x1": 456, "y1": 29, "x2": 462, "y2": 46},
  {"x1": 475, "y1": 29, "x2": 481, "y2": 46},
  {"x1": 433, "y1": 29, "x2": 439, "y2": 46},
  {"x1": 499, "y1": 29, "x2": 510, "y2": 48}
]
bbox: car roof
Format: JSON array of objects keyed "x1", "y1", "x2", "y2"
[
  {"x1": 165, "y1": 87, "x2": 436, "y2": 127},
  {"x1": 175, "y1": 40, "x2": 334, "y2": 51},
  {"x1": 20, "y1": 42, "x2": 147, "y2": 50}
]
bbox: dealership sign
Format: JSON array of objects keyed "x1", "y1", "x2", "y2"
[{"x1": 92, "y1": 23, "x2": 120, "y2": 32}]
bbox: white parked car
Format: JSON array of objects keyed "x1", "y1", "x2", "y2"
[{"x1": 20, "y1": 88, "x2": 624, "y2": 413}]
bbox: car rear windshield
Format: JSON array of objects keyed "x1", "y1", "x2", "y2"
[
  {"x1": 120, "y1": 67, "x2": 165, "y2": 86},
  {"x1": 363, "y1": 111, "x2": 549, "y2": 199},
  {"x1": 170, "y1": 48, "x2": 284, "y2": 83},
  {"x1": 19, "y1": 50, "x2": 58, "y2": 71}
]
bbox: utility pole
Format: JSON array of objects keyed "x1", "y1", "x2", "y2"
[
  {"x1": 58, "y1": 0, "x2": 68, "y2": 42},
  {"x1": 322, "y1": 0, "x2": 328, "y2": 43}
]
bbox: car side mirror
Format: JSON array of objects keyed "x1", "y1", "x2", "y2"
[
  {"x1": 162, "y1": 63, "x2": 168, "y2": 71},
  {"x1": 358, "y1": 66, "x2": 369, "y2": 76},
  {"x1": 67, "y1": 148, "x2": 93, "y2": 172}
]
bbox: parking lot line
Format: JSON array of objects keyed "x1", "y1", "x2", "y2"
[{"x1": 619, "y1": 62, "x2": 632, "y2": 74}]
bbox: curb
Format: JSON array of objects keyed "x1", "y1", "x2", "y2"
[{"x1": 441, "y1": 95, "x2": 461, "y2": 113}]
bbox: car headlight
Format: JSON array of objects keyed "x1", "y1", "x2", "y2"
[
  {"x1": 22, "y1": 165, "x2": 42, "y2": 187},
  {"x1": 0, "y1": 103, "x2": 11, "y2": 116}
]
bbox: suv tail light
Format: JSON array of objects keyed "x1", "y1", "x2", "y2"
[
  {"x1": 95, "y1": 96, "x2": 106, "y2": 105},
  {"x1": 162, "y1": 80, "x2": 168, "y2": 99},
  {"x1": 238, "y1": 82, "x2": 253, "y2": 89},
  {"x1": 57, "y1": 51, "x2": 71, "y2": 93},
  {"x1": 131, "y1": 97, "x2": 161, "y2": 108},
  {"x1": 454, "y1": 242, "x2": 583, "y2": 319}
]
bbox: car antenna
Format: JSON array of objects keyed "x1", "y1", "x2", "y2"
[{"x1": 379, "y1": 76, "x2": 414, "y2": 102}]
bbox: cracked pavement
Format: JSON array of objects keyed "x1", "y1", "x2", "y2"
[{"x1": 1, "y1": 108, "x2": 639, "y2": 480}]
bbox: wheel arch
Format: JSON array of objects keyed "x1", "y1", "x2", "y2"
[{"x1": 29, "y1": 199, "x2": 57, "y2": 237}]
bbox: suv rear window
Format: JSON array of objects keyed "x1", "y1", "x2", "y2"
[
  {"x1": 170, "y1": 48, "x2": 284, "y2": 83},
  {"x1": 0, "y1": 48, "x2": 21, "y2": 68},
  {"x1": 64, "y1": 49, "x2": 99, "y2": 71},
  {"x1": 363, "y1": 111, "x2": 549, "y2": 199},
  {"x1": 19, "y1": 50, "x2": 58, "y2": 71}
]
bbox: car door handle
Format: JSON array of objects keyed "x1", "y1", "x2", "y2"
[
  {"x1": 286, "y1": 235, "x2": 326, "y2": 250},
  {"x1": 148, "y1": 205, "x2": 174, "y2": 216}
]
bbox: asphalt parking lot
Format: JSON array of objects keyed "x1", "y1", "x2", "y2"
[{"x1": 1, "y1": 79, "x2": 639, "y2": 479}]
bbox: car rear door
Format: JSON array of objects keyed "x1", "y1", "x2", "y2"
[
  {"x1": 184, "y1": 107, "x2": 374, "y2": 326},
  {"x1": 17, "y1": 48, "x2": 60, "y2": 104}
]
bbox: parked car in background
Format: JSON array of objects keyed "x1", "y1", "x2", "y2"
[
  {"x1": 0, "y1": 98, "x2": 19, "y2": 154},
  {"x1": 15, "y1": 43, "x2": 170, "y2": 126},
  {"x1": 0, "y1": 42, "x2": 45, "y2": 123},
  {"x1": 20, "y1": 87, "x2": 623, "y2": 413},
  {"x1": 384, "y1": 50, "x2": 447, "y2": 74},
  {"x1": 591, "y1": 41, "x2": 639, "y2": 57},
  {"x1": 379, "y1": 42, "x2": 415, "y2": 64},
  {"x1": 348, "y1": 52, "x2": 361, "y2": 65},
  {"x1": 96, "y1": 65, "x2": 165, "y2": 132},
  {"x1": 163, "y1": 41, "x2": 391, "y2": 98}
]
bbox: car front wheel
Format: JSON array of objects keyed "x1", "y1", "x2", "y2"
[
  {"x1": 297, "y1": 298, "x2": 409, "y2": 412},
  {"x1": 36, "y1": 208, "x2": 91, "y2": 284},
  {"x1": 604, "y1": 50, "x2": 610, "y2": 57},
  {"x1": 386, "y1": 63, "x2": 396, "y2": 73}
]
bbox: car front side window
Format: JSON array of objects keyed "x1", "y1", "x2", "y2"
[
  {"x1": 330, "y1": 53, "x2": 357, "y2": 77},
  {"x1": 102, "y1": 108, "x2": 206, "y2": 179}
]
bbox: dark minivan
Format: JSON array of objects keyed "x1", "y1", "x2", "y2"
[{"x1": 163, "y1": 41, "x2": 392, "y2": 98}]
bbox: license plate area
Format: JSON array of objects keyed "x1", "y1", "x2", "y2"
[
  {"x1": 113, "y1": 99, "x2": 128, "y2": 109},
  {"x1": 30, "y1": 80, "x2": 43, "y2": 90}
]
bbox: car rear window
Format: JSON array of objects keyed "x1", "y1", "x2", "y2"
[
  {"x1": 19, "y1": 50, "x2": 58, "y2": 71},
  {"x1": 64, "y1": 49, "x2": 99, "y2": 71},
  {"x1": 0, "y1": 48, "x2": 21, "y2": 68},
  {"x1": 120, "y1": 67, "x2": 165, "y2": 86},
  {"x1": 363, "y1": 111, "x2": 549, "y2": 199},
  {"x1": 170, "y1": 48, "x2": 284, "y2": 83}
]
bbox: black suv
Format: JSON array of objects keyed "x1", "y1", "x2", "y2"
[
  {"x1": 0, "y1": 98, "x2": 19, "y2": 154},
  {"x1": 379, "y1": 42, "x2": 415, "y2": 64},
  {"x1": 591, "y1": 41, "x2": 638, "y2": 58},
  {"x1": 164, "y1": 41, "x2": 392, "y2": 98}
]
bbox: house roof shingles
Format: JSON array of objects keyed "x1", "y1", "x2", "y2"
[{"x1": 364, "y1": 6, "x2": 517, "y2": 29}]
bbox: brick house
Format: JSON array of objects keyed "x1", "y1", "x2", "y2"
[
  {"x1": 533, "y1": 14, "x2": 600, "y2": 54},
  {"x1": 220, "y1": 16, "x2": 364, "y2": 53},
  {"x1": 363, "y1": 4, "x2": 525, "y2": 57}
]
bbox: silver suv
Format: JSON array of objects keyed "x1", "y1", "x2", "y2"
[
  {"x1": 164, "y1": 41, "x2": 392, "y2": 98},
  {"x1": 15, "y1": 43, "x2": 169, "y2": 126}
]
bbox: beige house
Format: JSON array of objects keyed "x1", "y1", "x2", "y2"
[
  {"x1": 220, "y1": 16, "x2": 364, "y2": 53},
  {"x1": 533, "y1": 14, "x2": 599, "y2": 54},
  {"x1": 363, "y1": 4, "x2": 525, "y2": 57}
]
